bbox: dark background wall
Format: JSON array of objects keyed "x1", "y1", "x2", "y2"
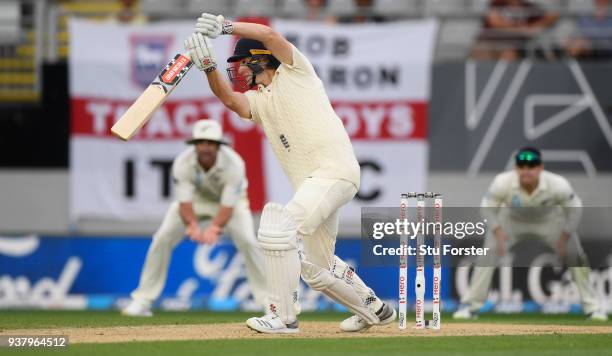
[
  {"x1": 0, "y1": 63, "x2": 69, "y2": 167},
  {"x1": 429, "y1": 61, "x2": 612, "y2": 174}
]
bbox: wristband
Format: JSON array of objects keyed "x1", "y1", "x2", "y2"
[{"x1": 222, "y1": 20, "x2": 234, "y2": 35}]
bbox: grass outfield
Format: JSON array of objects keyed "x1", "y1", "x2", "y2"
[
  {"x1": 1, "y1": 335, "x2": 611, "y2": 356},
  {"x1": 0, "y1": 310, "x2": 610, "y2": 329},
  {"x1": 0, "y1": 311, "x2": 610, "y2": 356}
]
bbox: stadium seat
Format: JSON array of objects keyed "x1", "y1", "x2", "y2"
[
  {"x1": 373, "y1": 0, "x2": 422, "y2": 18},
  {"x1": 435, "y1": 19, "x2": 481, "y2": 60},
  {"x1": 566, "y1": 0, "x2": 595, "y2": 15},
  {"x1": 141, "y1": 0, "x2": 183, "y2": 18},
  {"x1": 469, "y1": 0, "x2": 491, "y2": 15},
  {"x1": 326, "y1": 0, "x2": 356, "y2": 17},
  {"x1": 530, "y1": 0, "x2": 562, "y2": 12},
  {"x1": 551, "y1": 18, "x2": 577, "y2": 45},
  {"x1": 279, "y1": 0, "x2": 308, "y2": 18},
  {"x1": 0, "y1": 0, "x2": 20, "y2": 43},
  {"x1": 59, "y1": 0, "x2": 122, "y2": 16},
  {"x1": 234, "y1": 0, "x2": 276, "y2": 17},
  {"x1": 425, "y1": 0, "x2": 468, "y2": 17},
  {"x1": 525, "y1": 17, "x2": 576, "y2": 60},
  {"x1": 0, "y1": 0, "x2": 39, "y2": 103},
  {"x1": 186, "y1": 0, "x2": 231, "y2": 17}
]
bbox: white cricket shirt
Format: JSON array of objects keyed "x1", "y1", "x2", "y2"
[
  {"x1": 172, "y1": 145, "x2": 248, "y2": 215},
  {"x1": 481, "y1": 170, "x2": 582, "y2": 233},
  {"x1": 244, "y1": 45, "x2": 360, "y2": 190}
]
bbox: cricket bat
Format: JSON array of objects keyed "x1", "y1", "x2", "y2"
[{"x1": 111, "y1": 52, "x2": 193, "y2": 140}]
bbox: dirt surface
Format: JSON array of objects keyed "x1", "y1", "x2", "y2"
[{"x1": 2, "y1": 322, "x2": 611, "y2": 344}]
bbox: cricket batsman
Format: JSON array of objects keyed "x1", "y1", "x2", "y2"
[
  {"x1": 453, "y1": 147, "x2": 608, "y2": 321},
  {"x1": 184, "y1": 14, "x2": 396, "y2": 333},
  {"x1": 122, "y1": 120, "x2": 266, "y2": 316}
]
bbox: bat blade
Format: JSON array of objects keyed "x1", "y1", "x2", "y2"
[
  {"x1": 111, "y1": 52, "x2": 193, "y2": 140},
  {"x1": 111, "y1": 85, "x2": 167, "y2": 140}
]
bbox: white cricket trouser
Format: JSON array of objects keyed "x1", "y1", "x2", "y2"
[
  {"x1": 460, "y1": 212, "x2": 601, "y2": 314},
  {"x1": 285, "y1": 177, "x2": 382, "y2": 311},
  {"x1": 130, "y1": 200, "x2": 266, "y2": 308}
]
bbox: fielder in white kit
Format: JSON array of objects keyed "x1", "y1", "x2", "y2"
[
  {"x1": 122, "y1": 120, "x2": 266, "y2": 316},
  {"x1": 453, "y1": 147, "x2": 608, "y2": 321},
  {"x1": 184, "y1": 14, "x2": 396, "y2": 333}
]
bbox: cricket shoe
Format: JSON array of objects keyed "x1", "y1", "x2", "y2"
[
  {"x1": 587, "y1": 310, "x2": 609, "y2": 322},
  {"x1": 452, "y1": 306, "x2": 478, "y2": 320},
  {"x1": 121, "y1": 299, "x2": 153, "y2": 317},
  {"x1": 340, "y1": 303, "x2": 397, "y2": 332},
  {"x1": 246, "y1": 314, "x2": 300, "y2": 334}
]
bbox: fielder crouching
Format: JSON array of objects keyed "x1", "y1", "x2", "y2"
[
  {"x1": 185, "y1": 14, "x2": 396, "y2": 333},
  {"x1": 453, "y1": 147, "x2": 608, "y2": 321},
  {"x1": 122, "y1": 120, "x2": 267, "y2": 316}
]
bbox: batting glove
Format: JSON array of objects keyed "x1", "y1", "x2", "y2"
[
  {"x1": 195, "y1": 13, "x2": 234, "y2": 39},
  {"x1": 184, "y1": 33, "x2": 217, "y2": 73}
]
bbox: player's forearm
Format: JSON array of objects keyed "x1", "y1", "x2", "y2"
[
  {"x1": 179, "y1": 202, "x2": 198, "y2": 226},
  {"x1": 232, "y1": 22, "x2": 276, "y2": 45},
  {"x1": 206, "y1": 69, "x2": 234, "y2": 105},
  {"x1": 231, "y1": 22, "x2": 292, "y2": 64},
  {"x1": 494, "y1": 226, "x2": 507, "y2": 244},
  {"x1": 205, "y1": 70, "x2": 251, "y2": 118},
  {"x1": 212, "y1": 206, "x2": 233, "y2": 228}
]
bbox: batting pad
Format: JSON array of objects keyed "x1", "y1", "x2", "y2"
[{"x1": 258, "y1": 203, "x2": 301, "y2": 324}]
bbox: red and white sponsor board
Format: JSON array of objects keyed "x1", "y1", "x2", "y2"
[{"x1": 69, "y1": 18, "x2": 437, "y2": 231}]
